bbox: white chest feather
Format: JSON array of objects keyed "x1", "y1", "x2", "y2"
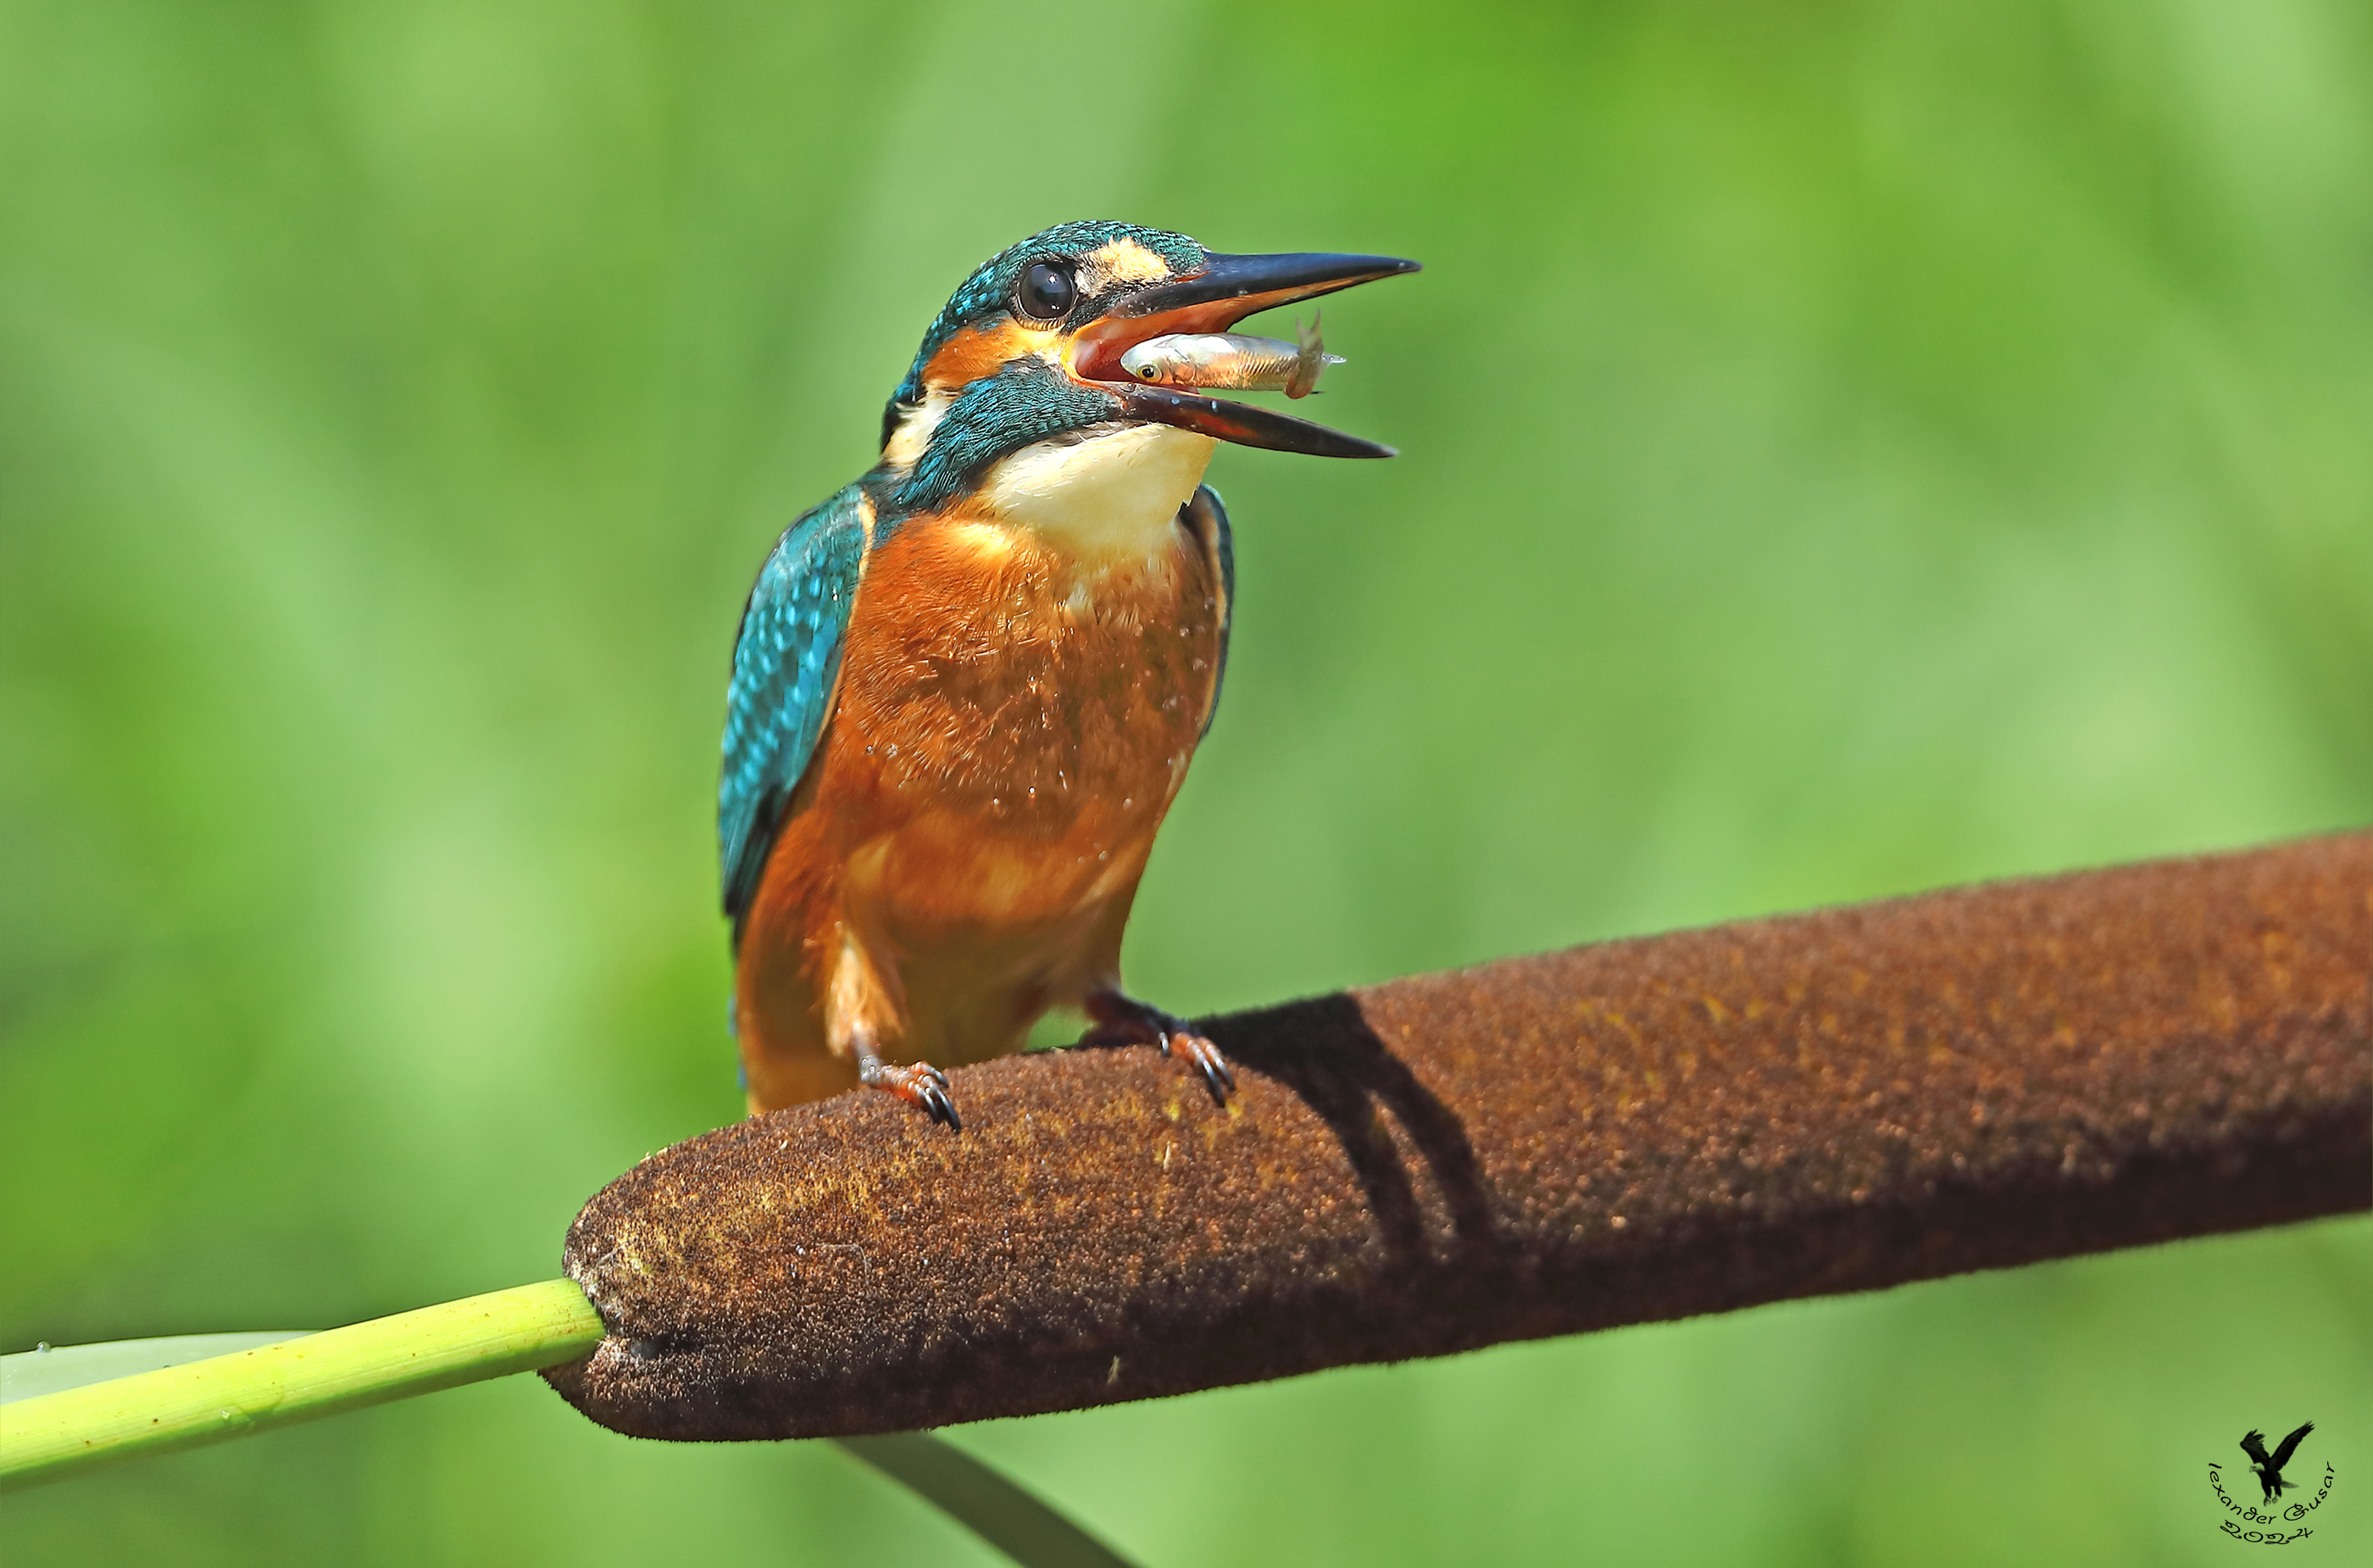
[{"x1": 978, "y1": 424, "x2": 1216, "y2": 564}]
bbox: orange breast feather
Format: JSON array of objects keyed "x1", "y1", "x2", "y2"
[{"x1": 734, "y1": 503, "x2": 1225, "y2": 1102}]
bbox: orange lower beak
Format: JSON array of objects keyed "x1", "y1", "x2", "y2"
[{"x1": 1071, "y1": 250, "x2": 1419, "y2": 459}]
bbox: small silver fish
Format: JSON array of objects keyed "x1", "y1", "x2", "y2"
[{"x1": 1119, "y1": 313, "x2": 1344, "y2": 399}]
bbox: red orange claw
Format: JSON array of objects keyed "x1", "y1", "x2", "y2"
[
  {"x1": 1082, "y1": 993, "x2": 1236, "y2": 1106},
  {"x1": 860, "y1": 1058, "x2": 962, "y2": 1131}
]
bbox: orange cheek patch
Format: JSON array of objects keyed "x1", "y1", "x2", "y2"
[{"x1": 925, "y1": 320, "x2": 1054, "y2": 391}]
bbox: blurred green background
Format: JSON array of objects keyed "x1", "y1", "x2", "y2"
[{"x1": 3, "y1": 0, "x2": 2368, "y2": 1561}]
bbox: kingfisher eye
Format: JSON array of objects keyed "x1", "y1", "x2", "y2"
[{"x1": 1014, "y1": 260, "x2": 1077, "y2": 321}]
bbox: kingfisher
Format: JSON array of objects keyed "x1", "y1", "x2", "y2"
[{"x1": 720, "y1": 220, "x2": 1418, "y2": 1128}]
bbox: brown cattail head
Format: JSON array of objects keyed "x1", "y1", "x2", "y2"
[{"x1": 547, "y1": 836, "x2": 2372, "y2": 1440}]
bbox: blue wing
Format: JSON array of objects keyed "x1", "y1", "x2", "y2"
[
  {"x1": 720, "y1": 485, "x2": 868, "y2": 942},
  {"x1": 1182, "y1": 483, "x2": 1235, "y2": 737}
]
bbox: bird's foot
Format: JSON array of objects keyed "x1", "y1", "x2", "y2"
[
  {"x1": 858, "y1": 1054, "x2": 961, "y2": 1132},
  {"x1": 1081, "y1": 992, "x2": 1236, "y2": 1106}
]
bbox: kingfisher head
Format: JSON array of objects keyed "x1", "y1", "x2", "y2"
[{"x1": 875, "y1": 220, "x2": 1417, "y2": 525}]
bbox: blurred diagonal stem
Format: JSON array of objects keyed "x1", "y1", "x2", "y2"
[{"x1": 840, "y1": 1433, "x2": 1138, "y2": 1568}]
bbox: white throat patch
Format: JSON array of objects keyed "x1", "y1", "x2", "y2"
[
  {"x1": 881, "y1": 387, "x2": 953, "y2": 470},
  {"x1": 978, "y1": 424, "x2": 1217, "y2": 563}
]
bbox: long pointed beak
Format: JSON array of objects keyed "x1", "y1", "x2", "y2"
[
  {"x1": 1109, "y1": 381, "x2": 1403, "y2": 459},
  {"x1": 1071, "y1": 250, "x2": 1420, "y2": 458},
  {"x1": 1110, "y1": 251, "x2": 1420, "y2": 325}
]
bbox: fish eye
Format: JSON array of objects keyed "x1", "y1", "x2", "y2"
[{"x1": 1014, "y1": 260, "x2": 1077, "y2": 322}]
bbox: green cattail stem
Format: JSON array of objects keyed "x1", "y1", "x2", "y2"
[{"x1": 0, "y1": 1280, "x2": 603, "y2": 1493}]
